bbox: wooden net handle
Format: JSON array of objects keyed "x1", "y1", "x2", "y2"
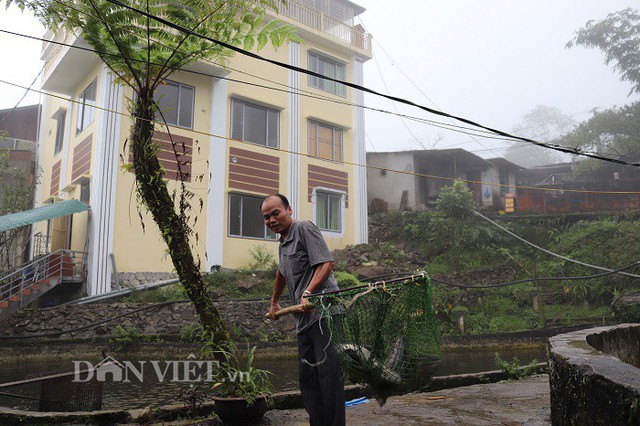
[{"x1": 264, "y1": 303, "x2": 314, "y2": 319}]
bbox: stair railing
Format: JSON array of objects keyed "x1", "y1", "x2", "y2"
[{"x1": 0, "y1": 249, "x2": 87, "y2": 307}]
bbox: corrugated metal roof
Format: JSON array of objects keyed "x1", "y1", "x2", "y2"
[{"x1": 0, "y1": 199, "x2": 89, "y2": 232}]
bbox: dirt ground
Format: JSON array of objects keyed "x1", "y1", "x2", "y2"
[{"x1": 263, "y1": 375, "x2": 551, "y2": 425}]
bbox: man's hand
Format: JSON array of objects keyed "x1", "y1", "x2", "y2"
[
  {"x1": 269, "y1": 302, "x2": 282, "y2": 320},
  {"x1": 300, "y1": 296, "x2": 310, "y2": 311}
]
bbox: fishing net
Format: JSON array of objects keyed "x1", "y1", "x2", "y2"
[{"x1": 314, "y1": 272, "x2": 440, "y2": 405}]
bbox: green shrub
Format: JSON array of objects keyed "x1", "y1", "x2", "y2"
[
  {"x1": 333, "y1": 271, "x2": 361, "y2": 288},
  {"x1": 246, "y1": 245, "x2": 278, "y2": 274},
  {"x1": 110, "y1": 325, "x2": 142, "y2": 351}
]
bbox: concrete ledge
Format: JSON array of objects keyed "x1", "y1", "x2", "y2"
[
  {"x1": 549, "y1": 324, "x2": 640, "y2": 425},
  {"x1": 0, "y1": 365, "x2": 548, "y2": 424}
]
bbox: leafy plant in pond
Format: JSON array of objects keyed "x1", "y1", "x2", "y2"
[
  {"x1": 494, "y1": 353, "x2": 539, "y2": 379},
  {"x1": 110, "y1": 325, "x2": 142, "y2": 351}
]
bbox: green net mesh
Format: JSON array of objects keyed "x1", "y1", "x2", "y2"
[{"x1": 315, "y1": 273, "x2": 440, "y2": 405}]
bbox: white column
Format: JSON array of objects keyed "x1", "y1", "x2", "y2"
[
  {"x1": 30, "y1": 96, "x2": 48, "y2": 259},
  {"x1": 352, "y1": 58, "x2": 368, "y2": 243},
  {"x1": 87, "y1": 65, "x2": 122, "y2": 295},
  {"x1": 288, "y1": 42, "x2": 301, "y2": 216},
  {"x1": 58, "y1": 101, "x2": 73, "y2": 192},
  {"x1": 206, "y1": 77, "x2": 228, "y2": 269}
]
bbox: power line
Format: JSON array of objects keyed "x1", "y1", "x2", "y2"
[
  {"x1": 371, "y1": 49, "x2": 424, "y2": 148},
  {"x1": 0, "y1": 65, "x2": 44, "y2": 123},
  {"x1": 474, "y1": 211, "x2": 640, "y2": 279},
  {"x1": 1, "y1": 28, "x2": 524, "y2": 145},
  {"x1": 433, "y1": 260, "x2": 640, "y2": 289},
  {"x1": 3, "y1": 77, "x2": 639, "y2": 197},
  {"x1": 103, "y1": 0, "x2": 640, "y2": 169},
  {"x1": 38, "y1": 0, "x2": 522, "y2": 143},
  {"x1": 362, "y1": 19, "x2": 506, "y2": 158}
]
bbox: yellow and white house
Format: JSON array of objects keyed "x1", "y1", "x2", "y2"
[{"x1": 33, "y1": 0, "x2": 372, "y2": 295}]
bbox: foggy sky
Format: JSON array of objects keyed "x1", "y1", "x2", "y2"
[{"x1": 0, "y1": 1, "x2": 638, "y2": 159}]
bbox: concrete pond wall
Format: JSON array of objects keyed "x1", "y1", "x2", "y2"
[{"x1": 549, "y1": 324, "x2": 640, "y2": 425}]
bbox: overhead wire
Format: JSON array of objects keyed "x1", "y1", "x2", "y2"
[
  {"x1": 475, "y1": 211, "x2": 640, "y2": 279},
  {"x1": 370, "y1": 48, "x2": 425, "y2": 149},
  {"x1": 1, "y1": 27, "x2": 525, "y2": 145},
  {"x1": 102, "y1": 0, "x2": 640, "y2": 169},
  {"x1": 0, "y1": 64, "x2": 44, "y2": 123},
  {"x1": 2, "y1": 77, "x2": 640, "y2": 197},
  {"x1": 35, "y1": 0, "x2": 525, "y2": 143},
  {"x1": 433, "y1": 260, "x2": 640, "y2": 289},
  {"x1": 361, "y1": 18, "x2": 507, "y2": 158}
]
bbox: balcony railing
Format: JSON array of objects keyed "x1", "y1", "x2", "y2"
[{"x1": 277, "y1": 1, "x2": 371, "y2": 53}]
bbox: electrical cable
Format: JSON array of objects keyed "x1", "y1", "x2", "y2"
[
  {"x1": 371, "y1": 49, "x2": 424, "y2": 148},
  {"x1": 475, "y1": 211, "x2": 640, "y2": 279},
  {"x1": 361, "y1": 19, "x2": 506, "y2": 158},
  {"x1": 0, "y1": 65, "x2": 44, "y2": 123},
  {"x1": 3, "y1": 27, "x2": 514, "y2": 144},
  {"x1": 432, "y1": 260, "x2": 640, "y2": 289},
  {"x1": 0, "y1": 294, "x2": 274, "y2": 340},
  {"x1": 362, "y1": 260, "x2": 640, "y2": 289},
  {"x1": 2, "y1": 77, "x2": 639, "y2": 197},
  {"x1": 102, "y1": 0, "x2": 640, "y2": 168}
]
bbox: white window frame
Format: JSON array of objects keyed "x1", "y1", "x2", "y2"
[
  {"x1": 76, "y1": 79, "x2": 97, "y2": 134},
  {"x1": 155, "y1": 80, "x2": 195, "y2": 129},
  {"x1": 308, "y1": 119, "x2": 343, "y2": 162},
  {"x1": 308, "y1": 52, "x2": 347, "y2": 97},
  {"x1": 230, "y1": 99, "x2": 280, "y2": 148},
  {"x1": 312, "y1": 188, "x2": 345, "y2": 237},
  {"x1": 227, "y1": 193, "x2": 277, "y2": 241}
]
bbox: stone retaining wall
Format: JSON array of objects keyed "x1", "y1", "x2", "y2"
[
  {"x1": 549, "y1": 324, "x2": 640, "y2": 425},
  {"x1": 0, "y1": 301, "x2": 296, "y2": 343},
  {"x1": 112, "y1": 272, "x2": 178, "y2": 288}
]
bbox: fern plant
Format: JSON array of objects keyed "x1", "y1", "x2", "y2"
[{"x1": 11, "y1": 0, "x2": 299, "y2": 351}]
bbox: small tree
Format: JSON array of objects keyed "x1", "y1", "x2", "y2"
[
  {"x1": 11, "y1": 0, "x2": 298, "y2": 350},
  {"x1": 436, "y1": 181, "x2": 476, "y2": 250},
  {"x1": 0, "y1": 140, "x2": 39, "y2": 272}
]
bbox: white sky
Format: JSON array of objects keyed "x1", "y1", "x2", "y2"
[{"x1": 0, "y1": 1, "x2": 638, "y2": 157}]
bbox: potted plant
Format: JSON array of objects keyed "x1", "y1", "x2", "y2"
[{"x1": 209, "y1": 345, "x2": 272, "y2": 425}]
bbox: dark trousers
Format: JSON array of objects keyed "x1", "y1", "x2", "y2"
[{"x1": 297, "y1": 320, "x2": 345, "y2": 426}]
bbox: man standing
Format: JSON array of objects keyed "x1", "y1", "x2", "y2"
[{"x1": 262, "y1": 194, "x2": 345, "y2": 426}]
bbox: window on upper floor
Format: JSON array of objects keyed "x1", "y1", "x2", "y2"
[
  {"x1": 228, "y1": 193, "x2": 277, "y2": 240},
  {"x1": 80, "y1": 180, "x2": 90, "y2": 203},
  {"x1": 54, "y1": 112, "x2": 65, "y2": 155},
  {"x1": 308, "y1": 52, "x2": 346, "y2": 97},
  {"x1": 308, "y1": 120, "x2": 343, "y2": 162},
  {"x1": 76, "y1": 80, "x2": 97, "y2": 134},
  {"x1": 155, "y1": 81, "x2": 194, "y2": 129},
  {"x1": 231, "y1": 99, "x2": 279, "y2": 148},
  {"x1": 316, "y1": 191, "x2": 342, "y2": 232}
]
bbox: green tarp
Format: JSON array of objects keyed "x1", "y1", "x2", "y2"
[{"x1": 0, "y1": 199, "x2": 89, "y2": 232}]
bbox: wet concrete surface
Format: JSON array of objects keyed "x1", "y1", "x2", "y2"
[{"x1": 264, "y1": 375, "x2": 551, "y2": 425}]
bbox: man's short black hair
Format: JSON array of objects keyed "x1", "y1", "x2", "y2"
[{"x1": 262, "y1": 193, "x2": 290, "y2": 209}]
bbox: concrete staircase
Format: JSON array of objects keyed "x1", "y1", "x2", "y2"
[{"x1": 0, "y1": 250, "x2": 85, "y2": 321}]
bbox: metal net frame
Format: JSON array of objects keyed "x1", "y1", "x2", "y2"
[{"x1": 314, "y1": 272, "x2": 440, "y2": 405}]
